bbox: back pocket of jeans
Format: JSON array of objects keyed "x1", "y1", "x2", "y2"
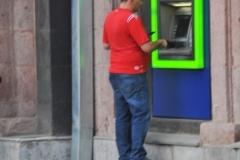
[{"x1": 121, "y1": 80, "x2": 138, "y2": 97}]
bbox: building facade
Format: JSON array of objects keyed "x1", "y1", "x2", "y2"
[{"x1": 0, "y1": 0, "x2": 240, "y2": 159}]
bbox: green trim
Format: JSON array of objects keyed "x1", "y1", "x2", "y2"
[{"x1": 151, "y1": 0, "x2": 204, "y2": 69}]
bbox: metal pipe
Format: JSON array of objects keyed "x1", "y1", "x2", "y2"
[{"x1": 71, "y1": 0, "x2": 94, "y2": 159}]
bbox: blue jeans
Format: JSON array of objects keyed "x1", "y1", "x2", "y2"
[{"x1": 109, "y1": 73, "x2": 151, "y2": 160}]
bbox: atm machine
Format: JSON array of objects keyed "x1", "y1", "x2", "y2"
[
  {"x1": 159, "y1": 1, "x2": 193, "y2": 60},
  {"x1": 150, "y1": 0, "x2": 211, "y2": 119}
]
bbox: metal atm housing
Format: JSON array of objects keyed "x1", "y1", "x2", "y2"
[
  {"x1": 158, "y1": 1, "x2": 193, "y2": 60},
  {"x1": 150, "y1": 0, "x2": 211, "y2": 119}
]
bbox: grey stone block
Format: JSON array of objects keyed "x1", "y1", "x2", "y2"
[
  {"x1": 37, "y1": 102, "x2": 52, "y2": 134},
  {"x1": 36, "y1": 31, "x2": 51, "y2": 66},
  {"x1": 149, "y1": 118, "x2": 203, "y2": 134},
  {"x1": 145, "y1": 132, "x2": 200, "y2": 147},
  {"x1": 145, "y1": 144, "x2": 173, "y2": 160},
  {"x1": 0, "y1": 136, "x2": 71, "y2": 160},
  {"x1": 237, "y1": 150, "x2": 240, "y2": 160},
  {"x1": 37, "y1": 66, "x2": 52, "y2": 102},
  {"x1": 93, "y1": 138, "x2": 118, "y2": 160},
  {"x1": 173, "y1": 146, "x2": 204, "y2": 160},
  {"x1": 19, "y1": 142, "x2": 38, "y2": 160},
  {"x1": 230, "y1": 141, "x2": 240, "y2": 149},
  {"x1": 204, "y1": 147, "x2": 237, "y2": 160},
  {"x1": 51, "y1": 140, "x2": 71, "y2": 160},
  {"x1": 35, "y1": 0, "x2": 50, "y2": 30},
  {"x1": 0, "y1": 141, "x2": 9, "y2": 160},
  {"x1": 0, "y1": 141, "x2": 20, "y2": 160},
  {"x1": 8, "y1": 142, "x2": 20, "y2": 160}
]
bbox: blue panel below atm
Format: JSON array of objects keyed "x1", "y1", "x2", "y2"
[{"x1": 152, "y1": 68, "x2": 211, "y2": 120}]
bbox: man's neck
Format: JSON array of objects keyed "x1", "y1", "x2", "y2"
[{"x1": 119, "y1": 2, "x2": 133, "y2": 12}]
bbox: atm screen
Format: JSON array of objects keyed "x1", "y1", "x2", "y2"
[{"x1": 175, "y1": 16, "x2": 191, "y2": 38}]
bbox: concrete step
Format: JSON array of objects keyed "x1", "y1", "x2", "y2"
[{"x1": 145, "y1": 131, "x2": 200, "y2": 147}]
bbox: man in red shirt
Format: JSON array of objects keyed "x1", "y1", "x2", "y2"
[{"x1": 103, "y1": 0, "x2": 167, "y2": 159}]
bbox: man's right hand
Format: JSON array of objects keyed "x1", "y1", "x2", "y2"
[
  {"x1": 157, "y1": 39, "x2": 167, "y2": 49},
  {"x1": 141, "y1": 39, "x2": 168, "y2": 53}
]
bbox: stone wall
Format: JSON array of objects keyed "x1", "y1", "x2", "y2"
[
  {"x1": 93, "y1": 0, "x2": 240, "y2": 149},
  {"x1": 0, "y1": 0, "x2": 37, "y2": 136},
  {"x1": 36, "y1": 0, "x2": 72, "y2": 136},
  {"x1": 0, "y1": 136, "x2": 71, "y2": 160},
  {"x1": 200, "y1": 0, "x2": 240, "y2": 146},
  {"x1": 0, "y1": 0, "x2": 72, "y2": 136},
  {"x1": 94, "y1": 0, "x2": 116, "y2": 137},
  {"x1": 94, "y1": 138, "x2": 240, "y2": 160}
]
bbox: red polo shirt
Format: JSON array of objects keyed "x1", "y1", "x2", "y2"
[{"x1": 103, "y1": 8, "x2": 150, "y2": 74}]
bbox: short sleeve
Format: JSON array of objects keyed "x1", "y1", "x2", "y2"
[{"x1": 127, "y1": 14, "x2": 149, "y2": 46}]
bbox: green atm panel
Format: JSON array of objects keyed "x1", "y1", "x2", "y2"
[
  {"x1": 151, "y1": 0, "x2": 204, "y2": 69},
  {"x1": 151, "y1": 0, "x2": 211, "y2": 119}
]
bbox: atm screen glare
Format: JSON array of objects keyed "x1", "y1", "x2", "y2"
[{"x1": 175, "y1": 17, "x2": 190, "y2": 38}]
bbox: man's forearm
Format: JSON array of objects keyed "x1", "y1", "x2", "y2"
[
  {"x1": 141, "y1": 39, "x2": 167, "y2": 53},
  {"x1": 150, "y1": 39, "x2": 166, "y2": 51}
]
